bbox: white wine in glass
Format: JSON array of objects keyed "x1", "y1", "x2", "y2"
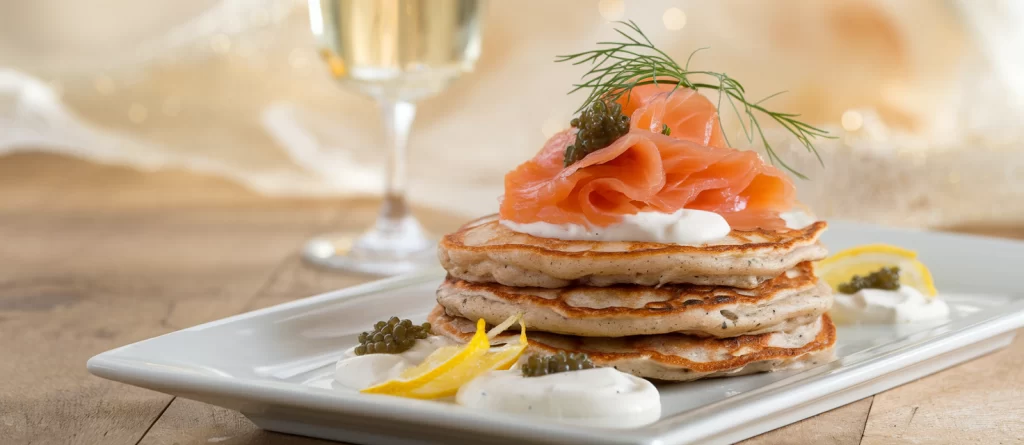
[{"x1": 304, "y1": 0, "x2": 483, "y2": 275}]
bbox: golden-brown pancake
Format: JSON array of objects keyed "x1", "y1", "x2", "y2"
[
  {"x1": 438, "y1": 215, "x2": 828, "y2": 289},
  {"x1": 437, "y1": 262, "x2": 832, "y2": 338},
  {"x1": 429, "y1": 305, "x2": 836, "y2": 382}
]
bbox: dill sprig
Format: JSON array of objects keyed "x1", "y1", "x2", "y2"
[{"x1": 554, "y1": 20, "x2": 832, "y2": 179}]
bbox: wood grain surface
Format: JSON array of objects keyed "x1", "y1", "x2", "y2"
[{"x1": 0, "y1": 153, "x2": 1021, "y2": 445}]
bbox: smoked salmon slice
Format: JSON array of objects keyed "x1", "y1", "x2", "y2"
[
  {"x1": 500, "y1": 88, "x2": 795, "y2": 232},
  {"x1": 619, "y1": 83, "x2": 728, "y2": 149}
]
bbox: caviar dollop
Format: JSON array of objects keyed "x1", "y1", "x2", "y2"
[
  {"x1": 521, "y1": 351, "x2": 597, "y2": 377},
  {"x1": 838, "y1": 266, "x2": 901, "y2": 294},
  {"x1": 563, "y1": 100, "x2": 631, "y2": 167},
  {"x1": 355, "y1": 317, "x2": 431, "y2": 355}
]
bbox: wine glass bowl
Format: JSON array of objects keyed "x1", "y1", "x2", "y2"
[{"x1": 303, "y1": 0, "x2": 483, "y2": 275}]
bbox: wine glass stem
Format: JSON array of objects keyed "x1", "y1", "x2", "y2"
[{"x1": 378, "y1": 99, "x2": 416, "y2": 225}]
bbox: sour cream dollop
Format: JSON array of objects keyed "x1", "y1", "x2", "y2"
[
  {"x1": 455, "y1": 367, "x2": 661, "y2": 428},
  {"x1": 334, "y1": 336, "x2": 453, "y2": 390},
  {"x1": 500, "y1": 209, "x2": 730, "y2": 244},
  {"x1": 830, "y1": 286, "x2": 950, "y2": 324},
  {"x1": 781, "y1": 209, "x2": 816, "y2": 229}
]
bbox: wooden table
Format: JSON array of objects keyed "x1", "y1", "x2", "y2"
[{"x1": 1, "y1": 153, "x2": 1021, "y2": 445}]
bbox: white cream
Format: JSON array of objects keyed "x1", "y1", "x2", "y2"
[
  {"x1": 781, "y1": 209, "x2": 817, "y2": 229},
  {"x1": 455, "y1": 367, "x2": 661, "y2": 428},
  {"x1": 334, "y1": 336, "x2": 454, "y2": 390},
  {"x1": 500, "y1": 209, "x2": 730, "y2": 244},
  {"x1": 830, "y1": 286, "x2": 950, "y2": 325}
]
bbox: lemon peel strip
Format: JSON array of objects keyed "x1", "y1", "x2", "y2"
[{"x1": 487, "y1": 312, "x2": 524, "y2": 339}]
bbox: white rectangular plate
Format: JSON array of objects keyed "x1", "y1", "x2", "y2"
[{"x1": 88, "y1": 221, "x2": 1024, "y2": 445}]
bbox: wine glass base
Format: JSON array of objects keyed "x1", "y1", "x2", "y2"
[{"x1": 302, "y1": 233, "x2": 437, "y2": 276}]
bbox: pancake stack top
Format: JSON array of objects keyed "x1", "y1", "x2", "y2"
[{"x1": 431, "y1": 215, "x2": 837, "y2": 382}]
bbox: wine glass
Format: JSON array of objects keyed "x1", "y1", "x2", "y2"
[{"x1": 303, "y1": 0, "x2": 483, "y2": 275}]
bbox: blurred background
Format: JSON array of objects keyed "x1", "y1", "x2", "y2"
[{"x1": 2, "y1": 0, "x2": 1023, "y2": 229}]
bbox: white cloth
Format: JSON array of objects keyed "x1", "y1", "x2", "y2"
[{"x1": 1, "y1": 0, "x2": 1023, "y2": 224}]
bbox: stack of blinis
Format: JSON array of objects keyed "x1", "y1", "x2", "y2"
[{"x1": 428, "y1": 214, "x2": 836, "y2": 382}]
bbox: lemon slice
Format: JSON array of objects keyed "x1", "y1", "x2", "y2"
[
  {"x1": 816, "y1": 243, "x2": 937, "y2": 297},
  {"x1": 361, "y1": 316, "x2": 528, "y2": 399}
]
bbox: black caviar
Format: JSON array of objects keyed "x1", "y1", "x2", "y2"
[
  {"x1": 563, "y1": 100, "x2": 631, "y2": 166},
  {"x1": 521, "y1": 351, "x2": 597, "y2": 377},
  {"x1": 354, "y1": 317, "x2": 431, "y2": 356},
  {"x1": 838, "y1": 267, "x2": 901, "y2": 294}
]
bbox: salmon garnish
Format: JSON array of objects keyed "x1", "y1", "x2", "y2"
[{"x1": 500, "y1": 89, "x2": 795, "y2": 231}]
